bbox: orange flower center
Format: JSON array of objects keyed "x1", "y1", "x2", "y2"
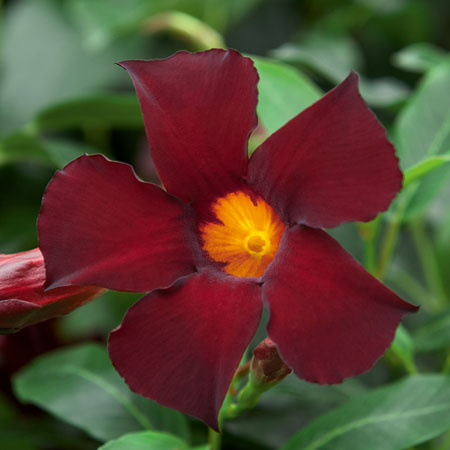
[{"x1": 200, "y1": 191, "x2": 285, "y2": 277}]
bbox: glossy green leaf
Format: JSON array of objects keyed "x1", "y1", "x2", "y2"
[
  {"x1": 414, "y1": 308, "x2": 450, "y2": 352},
  {"x1": 98, "y1": 431, "x2": 189, "y2": 450},
  {"x1": 30, "y1": 95, "x2": 143, "y2": 132},
  {"x1": 252, "y1": 56, "x2": 321, "y2": 135},
  {"x1": 12, "y1": 344, "x2": 189, "y2": 443},
  {"x1": 394, "y1": 61, "x2": 450, "y2": 220},
  {"x1": 392, "y1": 42, "x2": 448, "y2": 73},
  {"x1": 226, "y1": 375, "x2": 366, "y2": 449},
  {"x1": 395, "y1": 62, "x2": 450, "y2": 169},
  {"x1": 282, "y1": 374, "x2": 450, "y2": 450}
]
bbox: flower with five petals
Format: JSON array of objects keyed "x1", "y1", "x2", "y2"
[{"x1": 38, "y1": 49, "x2": 417, "y2": 430}]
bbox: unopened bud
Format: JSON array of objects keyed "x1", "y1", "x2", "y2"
[{"x1": 250, "y1": 338, "x2": 292, "y2": 384}]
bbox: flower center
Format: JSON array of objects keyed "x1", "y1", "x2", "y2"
[{"x1": 200, "y1": 191, "x2": 285, "y2": 277}]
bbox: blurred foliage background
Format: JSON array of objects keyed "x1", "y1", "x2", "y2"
[{"x1": 0, "y1": 0, "x2": 449, "y2": 449}]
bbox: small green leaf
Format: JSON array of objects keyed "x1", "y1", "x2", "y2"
[
  {"x1": 98, "y1": 431, "x2": 189, "y2": 450},
  {"x1": 12, "y1": 344, "x2": 189, "y2": 443},
  {"x1": 282, "y1": 374, "x2": 450, "y2": 450},
  {"x1": 392, "y1": 42, "x2": 448, "y2": 74},
  {"x1": 30, "y1": 95, "x2": 143, "y2": 132},
  {"x1": 403, "y1": 153, "x2": 450, "y2": 188},
  {"x1": 414, "y1": 308, "x2": 450, "y2": 352},
  {"x1": 252, "y1": 56, "x2": 321, "y2": 136}
]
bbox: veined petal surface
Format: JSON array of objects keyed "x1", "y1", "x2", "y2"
[
  {"x1": 109, "y1": 269, "x2": 262, "y2": 431},
  {"x1": 0, "y1": 248, "x2": 102, "y2": 333},
  {"x1": 38, "y1": 154, "x2": 195, "y2": 292},
  {"x1": 119, "y1": 49, "x2": 258, "y2": 204},
  {"x1": 262, "y1": 226, "x2": 418, "y2": 384},
  {"x1": 248, "y1": 72, "x2": 402, "y2": 228}
]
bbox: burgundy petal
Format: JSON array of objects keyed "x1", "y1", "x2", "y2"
[
  {"x1": 248, "y1": 72, "x2": 402, "y2": 228},
  {"x1": 262, "y1": 226, "x2": 418, "y2": 384},
  {"x1": 109, "y1": 269, "x2": 262, "y2": 430},
  {"x1": 0, "y1": 249, "x2": 102, "y2": 333},
  {"x1": 119, "y1": 49, "x2": 258, "y2": 204},
  {"x1": 38, "y1": 154, "x2": 195, "y2": 292}
]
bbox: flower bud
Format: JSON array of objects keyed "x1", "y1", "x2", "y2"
[
  {"x1": 250, "y1": 338, "x2": 292, "y2": 384},
  {"x1": 0, "y1": 248, "x2": 104, "y2": 333}
]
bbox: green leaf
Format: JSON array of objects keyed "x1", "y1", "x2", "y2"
[
  {"x1": 414, "y1": 308, "x2": 450, "y2": 352},
  {"x1": 0, "y1": 133, "x2": 55, "y2": 166},
  {"x1": 394, "y1": 61, "x2": 450, "y2": 220},
  {"x1": 281, "y1": 374, "x2": 450, "y2": 450},
  {"x1": 12, "y1": 343, "x2": 189, "y2": 443},
  {"x1": 30, "y1": 95, "x2": 143, "y2": 132},
  {"x1": 226, "y1": 375, "x2": 366, "y2": 449},
  {"x1": 98, "y1": 431, "x2": 190, "y2": 450},
  {"x1": 0, "y1": 0, "x2": 145, "y2": 135},
  {"x1": 392, "y1": 42, "x2": 448, "y2": 73},
  {"x1": 252, "y1": 56, "x2": 322, "y2": 136},
  {"x1": 395, "y1": 61, "x2": 450, "y2": 169},
  {"x1": 403, "y1": 153, "x2": 450, "y2": 188},
  {"x1": 272, "y1": 36, "x2": 409, "y2": 107},
  {"x1": 0, "y1": 133, "x2": 99, "y2": 168},
  {"x1": 272, "y1": 34, "x2": 363, "y2": 84}
]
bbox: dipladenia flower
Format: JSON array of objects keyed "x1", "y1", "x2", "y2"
[
  {"x1": 38, "y1": 49, "x2": 417, "y2": 430},
  {"x1": 0, "y1": 248, "x2": 103, "y2": 333}
]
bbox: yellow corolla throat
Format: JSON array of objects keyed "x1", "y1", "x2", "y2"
[{"x1": 200, "y1": 191, "x2": 285, "y2": 277}]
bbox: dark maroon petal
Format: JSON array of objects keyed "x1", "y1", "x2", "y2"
[
  {"x1": 38, "y1": 154, "x2": 195, "y2": 292},
  {"x1": 262, "y1": 226, "x2": 418, "y2": 384},
  {"x1": 119, "y1": 49, "x2": 258, "y2": 204},
  {"x1": 109, "y1": 269, "x2": 262, "y2": 430},
  {"x1": 248, "y1": 72, "x2": 402, "y2": 228},
  {"x1": 0, "y1": 249, "x2": 102, "y2": 333}
]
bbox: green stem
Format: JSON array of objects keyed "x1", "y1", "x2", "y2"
[
  {"x1": 358, "y1": 216, "x2": 381, "y2": 275},
  {"x1": 141, "y1": 11, "x2": 225, "y2": 51},
  {"x1": 375, "y1": 186, "x2": 416, "y2": 280},
  {"x1": 208, "y1": 427, "x2": 221, "y2": 450},
  {"x1": 410, "y1": 219, "x2": 447, "y2": 312},
  {"x1": 376, "y1": 216, "x2": 402, "y2": 280}
]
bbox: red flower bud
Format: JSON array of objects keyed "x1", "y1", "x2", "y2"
[
  {"x1": 251, "y1": 338, "x2": 292, "y2": 384},
  {"x1": 0, "y1": 248, "x2": 104, "y2": 333}
]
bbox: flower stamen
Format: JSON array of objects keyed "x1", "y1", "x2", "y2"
[{"x1": 200, "y1": 192, "x2": 284, "y2": 277}]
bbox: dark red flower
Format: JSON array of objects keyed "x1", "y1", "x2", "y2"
[
  {"x1": 0, "y1": 248, "x2": 104, "y2": 333},
  {"x1": 37, "y1": 49, "x2": 417, "y2": 430}
]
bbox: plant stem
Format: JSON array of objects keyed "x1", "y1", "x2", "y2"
[
  {"x1": 358, "y1": 217, "x2": 381, "y2": 275},
  {"x1": 375, "y1": 187, "x2": 415, "y2": 280},
  {"x1": 208, "y1": 427, "x2": 221, "y2": 450},
  {"x1": 410, "y1": 219, "x2": 447, "y2": 312},
  {"x1": 141, "y1": 11, "x2": 225, "y2": 51}
]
